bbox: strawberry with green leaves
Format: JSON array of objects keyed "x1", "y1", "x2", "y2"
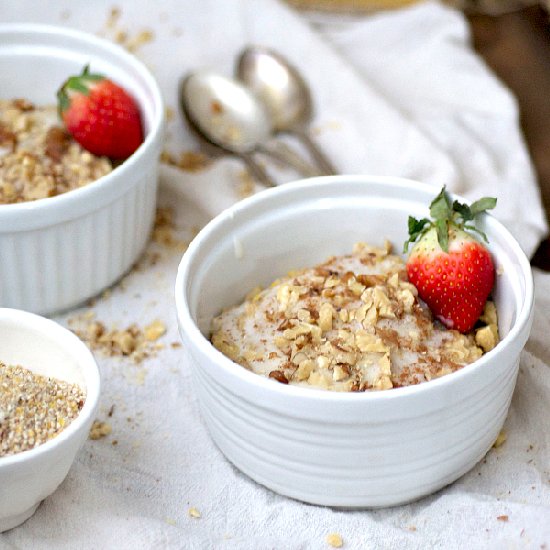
[
  {"x1": 404, "y1": 187, "x2": 497, "y2": 334},
  {"x1": 57, "y1": 65, "x2": 143, "y2": 159}
]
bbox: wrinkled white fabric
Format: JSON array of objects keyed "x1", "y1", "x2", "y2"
[{"x1": 2, "y1": 1, "x2": 549, "y2": 549}]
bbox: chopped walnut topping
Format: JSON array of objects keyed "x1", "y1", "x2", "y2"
[
  {"x1": 269, "y1": 370, "x2": 289, "y2": 384},
  {"x1": 475, "y1": 301, "x2": 499, "y2": 352},
  {"x1": 0, "y1": 99, "x2": 112, "y2": 204},
  {"x1": 44, "y1": 126, "x2": 70, "y2": 162},
  {"x1": 211, "y1": 242, "x2": 498, "y2": 392},
  {"x1": 319, "y1": 302, "x2": 334, "y2": 332}
]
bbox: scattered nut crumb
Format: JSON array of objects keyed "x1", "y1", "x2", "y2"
[
  {"x1": 497, "y1": 515, "x2": 509, "y2": 522},
  {"x1": 311, "y1": 120, "x2": 342, "y2": 135},
  {"x1": 493, "y1": 430, "x2": 507, "y2": 448},
  {"x1": 89, "y1": 420, "x2": 112, "y2": 440},
  {"x1": 165, "y1": 107, "x2": 175, "y2": 122},
  {"x1": 326, "y1": 533, "x2": 343, "y2": 548},
  {"x1": 160, "y1": 150, "x2": 212, "y2": 173},
  {"x1": 106, "y1": 6, "x2": 121, "y2": 29},
  {"x1": 125, "y1": 30, "x2": 154, "y2": 53},
  {"x1": 144, "y1": 319, "x2": 167, "y2": 341},
  {"x1": 152, "y1": 207, "x2": 189, "y2": 251},
  {"x1": 188, "y1": 507, "x2": 201, "y2": 519},
  {"x1": 165, "y1": 517, "x2": 176, "y2": 526},
  {"x1": 101, "y1": 6, "x2": 153, "y2": 54},
  {"x1": 70, "y1": 315, "x2": 167, "y2": 364},
  {"x1": 236, "y1": 168, "x2": 256, "y2": 199}
]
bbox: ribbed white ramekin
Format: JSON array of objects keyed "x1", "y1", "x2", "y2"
[
  {"x1": 175, "y1": 176, "x2": 534, "y2": 507},
  {"x1": 0, "y1": 24, "x2": 164, "y2": 315},
  {"x1": 0, "y1": 308, "x2": 100, "y2": 531}
]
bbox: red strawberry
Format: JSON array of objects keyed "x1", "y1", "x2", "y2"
[
  {"x1": 57, "y1": 65, "x2": 143, "y2": 159},
  {"x1": 403, "y1": 187, "x2": 497, "y2": 333}
]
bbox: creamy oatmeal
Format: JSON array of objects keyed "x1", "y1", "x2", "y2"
[
  {"x1": 211, "y1": 241, "x2": 499, "y2": 392},
  {"x1": 0, "y1": 99, "x2": 112, "y2": 204}
]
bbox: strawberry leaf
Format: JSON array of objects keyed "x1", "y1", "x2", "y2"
[
  {"x1": 429, "y1": 187, "x2": 452, "y2": 222},
  {"x1": 464, "y1": 223, "x2": 489, "y2": 243},
  {"x1": 470, "y1": 197, "x2": 497, "y2": 216},
  {"x1": 452, "y1": 200, "x2": 473, "y2": 222},
  {"x1": 65, "y1": 78, "x2": 89, "y2": 94},
  {"x1": 403, "y1": 216, "x2": 431, "y2": 252},
  {"x1": 435, "y1": 218, "x2": 449, "y2": 252},
  {"x1": 57, "y1": 65, "x2": 106, "y2": 117},
  {"x1": 408, "y1": 216, "x2": 430, "y2": 237}
]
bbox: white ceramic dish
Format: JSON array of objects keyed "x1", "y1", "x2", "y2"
[
  {"x1": 0, "y1": 24, "x2": 164, "y2": 315},
  {"x1": 175, "y1": 176, "x2": 534, "y2": 508},
  {"x1": 0, "y1": 308, "x2": 100, "y2": 531}
]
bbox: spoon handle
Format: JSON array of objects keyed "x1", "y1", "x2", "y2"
[
  {"x1": 294, "y1": 129, "x2": 337, "y2": 176},
  {"x1": 258, "y1": 141, "x2": 321, "y2": 178},
  {"x1": 240, "y1": 153, "x2": 277, "y2": 187}
]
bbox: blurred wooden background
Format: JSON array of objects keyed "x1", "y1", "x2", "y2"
[{"x1": 467, "y1": 6, "x2": 550, "y2": 269}]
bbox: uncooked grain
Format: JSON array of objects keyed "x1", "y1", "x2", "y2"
[{"x1": 0, "y1": 362, "x2": 85, "y2": 457}]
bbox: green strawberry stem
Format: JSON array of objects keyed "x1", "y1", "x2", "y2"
[
  {"x1": 403, "y1": 186, "x2": 496, "y2": 253},
  {"x1": 57, "y1": 65, "x2": 104, "y2": 116}
]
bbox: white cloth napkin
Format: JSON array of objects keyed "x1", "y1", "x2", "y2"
[{"x1": 2, "y1": 1, "x2": 550, "y2": 549}]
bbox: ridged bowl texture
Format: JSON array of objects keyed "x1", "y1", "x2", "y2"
[
  {"x1": 0, "y1": 24, "x2": 164, "y2": 315},
  {"x1": 175, "y1": 176, "x2": 534, "y2": 507}
]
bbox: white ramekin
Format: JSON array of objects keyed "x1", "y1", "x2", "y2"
[
  {"x1": 175, "y1": 176, "x2": 534, "y2": 508},
  {"x1": 0, "y1": 308, "x2": 100, "y2": 531},
  {"x1": 0, "y1": 24, "x2": 164, "y2": 315}
]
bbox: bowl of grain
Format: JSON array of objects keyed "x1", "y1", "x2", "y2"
[
  {"x1": 0, "y1": 24, "x2": 164, "y2": 315},
  {"x1": 175, "y1": 175, "x2": 534, "y2": 507},
  {"x1": 0, "y1": 308, "x2": 100, "y2": 531}
]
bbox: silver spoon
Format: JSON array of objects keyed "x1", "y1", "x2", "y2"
[
  {"x1": 179, "y1": 72, "x2": 319, "y2": 187},
  {"x1": 236, "y1": 46, "x2": 338, "y2": 176}
]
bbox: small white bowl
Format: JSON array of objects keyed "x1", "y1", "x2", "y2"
[
  {"x1": 175, "y1": 176, "x2": 534, "y2": 508},
  {"x1": 0, "y1": 308, "x2": 100, "y2": 531},
  {"x1": 0, "y1": 24, "x2": 164, "y2": 315}
]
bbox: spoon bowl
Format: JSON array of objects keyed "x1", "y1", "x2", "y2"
[
  {"x1": 237, "y1": 47, "x2": 312, "y2": 132},
  {"x1": 180, "y1": 71, "x2": 272, "y2": 155},
  {"x1": 179, "y1": 71, "x2": 320, "y2": 185},
  {"x1": 237, "y1": 46, "x2": 337, "y2": 175}
]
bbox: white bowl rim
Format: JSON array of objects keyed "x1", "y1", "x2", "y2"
[
  {"x1": 0, "y1": 23, "x2": 164, "y2": 218},
  {"x1": 0, "y1": 307, "x2": 101, "y2": 467},
  {"x1": 175, "y1": 175, "x2": 534, "y2": 403}
]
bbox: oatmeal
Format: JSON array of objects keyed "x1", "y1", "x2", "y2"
[
  {"x1": 0, "y1": 362, "x2": 86, "y2": 456},
  {"x1": 0, "y1": 99, "x2": 112, "y2": 204},
  {"x1": 211, "y1": 241, "x2": 499, "y2": 392}
]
